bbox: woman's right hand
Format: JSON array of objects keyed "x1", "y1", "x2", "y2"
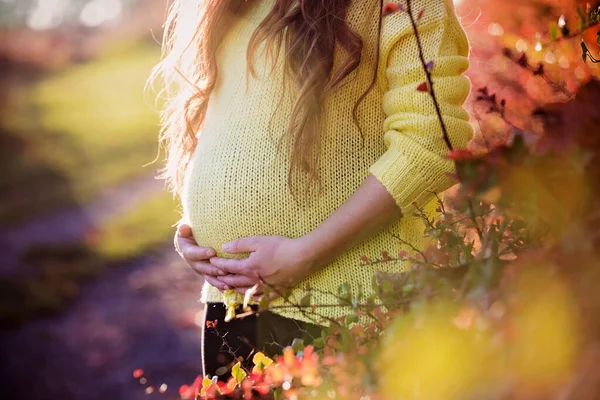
[{"x1": 175, "y1": 223, "x2": 229, "y2": 291}]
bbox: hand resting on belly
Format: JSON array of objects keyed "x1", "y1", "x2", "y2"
[{"x1": 175, "y1": 223, "x2": 317, "y2": 300}]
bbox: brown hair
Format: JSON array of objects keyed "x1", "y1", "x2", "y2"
[{"x1": 150, "y1": 0, "x2": 383, "y2": 200}]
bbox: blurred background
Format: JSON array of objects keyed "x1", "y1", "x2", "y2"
[
  {"x1": 0, "y1": 0, "x2": 598, "y2": 399},
  {"x1": 0, "y1": 1, "x2": 201, "y2": 399}
]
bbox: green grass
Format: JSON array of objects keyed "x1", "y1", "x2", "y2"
[
  {"x1": 0, "y1": 39, "x2": 162, "y2": 223},
  {"x1": 95, "y1": 191, "x2": 181, "y2": 259}
]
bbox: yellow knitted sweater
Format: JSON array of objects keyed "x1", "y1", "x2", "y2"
[{"x1": 182, "y1": 0, "x2": 473, "y2": 324}]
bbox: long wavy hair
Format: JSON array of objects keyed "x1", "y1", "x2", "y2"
[{"x1": 150, "y1": 0, "x2": 384, "y2": 199}]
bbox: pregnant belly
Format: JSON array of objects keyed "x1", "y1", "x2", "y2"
[{"x1": 182, "y1": 138, "x2": 323, "y2": 254}]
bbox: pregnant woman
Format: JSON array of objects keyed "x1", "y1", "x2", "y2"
[{"x1": 154, "y1": 0, "x2": 473, "y2": 378}]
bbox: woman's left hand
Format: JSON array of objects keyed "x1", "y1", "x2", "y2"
[{"x1": 209, "y1": 236, "x2": 316, "y2": 296}]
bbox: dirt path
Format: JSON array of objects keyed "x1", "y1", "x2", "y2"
[
  {"x1": 0, "y1": 248, "x2": 206, "y2": 400},
  {"x1": 0, "y1": 173, "x2": 163, "y2": 277}
]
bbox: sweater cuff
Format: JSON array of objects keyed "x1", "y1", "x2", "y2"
[{"x1": 369, "y1": 143, "x2": 451, "y2": 213}]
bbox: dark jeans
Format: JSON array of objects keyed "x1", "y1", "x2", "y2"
[{"x1": 201, "y1": 303, "x2": 323, "y2": 380}]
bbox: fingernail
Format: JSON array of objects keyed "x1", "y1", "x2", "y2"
[
  {"x1": 205, "y1": 249, "x2": 215, "y2": 257},
  {"x1": 222, "y1": 243, "x2": 231, "y2": 252}
]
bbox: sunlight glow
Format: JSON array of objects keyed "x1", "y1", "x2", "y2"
[
  {"x1": 516, "y1": 39, "x2": 528, "y2": 52},
  {"x1": 27, "y1": 0, "x2": 69, "y2": 31},
  {"x1": 488, "y1": 23, "x2": 504, "y2": 36},
  {"x1": 545, "y1": 51, "x2": 557, "y2": 64},
  {"x1": 80, "y1": 0, "x2": 122, "y2": 28},
  {"x1": 559, "y1": 55, "x2": 570, "y2": 69}
]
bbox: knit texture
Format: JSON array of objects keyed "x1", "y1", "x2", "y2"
[{"x1": 181, "y1": 0, "x2": 473, "y2": 325}]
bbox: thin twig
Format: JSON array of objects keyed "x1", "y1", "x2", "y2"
[
  {"x1": 405, "y1": 0, "x2": 453, "y2": 151},
  {"x1": 256, "y1": 276, "x2": 343, "y2": 328},
  {"x1": 404, "y1": 0, "x2": 485, "y2": 240}
]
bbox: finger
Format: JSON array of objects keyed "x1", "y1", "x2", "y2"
[
  {"x1": 209, "y1": 257, "x2": 253, "y2": 275},
  {"x1": 204, "y1": 276, "x2": 230, "y2": 291},
  {"x1": 235, "y1": 285, "x2": 265, "y2": 296},
  {"x1": 176, "y1": 235, "x2": 198, "y2": 255},
  {"x1": 222, "y1": 237, "x2": 259, "y2": 254},
  {"x1": 185, "y1": 245, "x2": 217, "y2": 261},
  {"x1": 177, "y1": 234, "x2": 217, "y2": 260},
  {"x1": 177, "y1": 223, "x2": 193, "y2": 238},
  {"x1": 218, "y1": 274, "x2": 260, "y2": 288},
  {"x1": 190, "y1": 260, "x2": 226, "y2": 277}
]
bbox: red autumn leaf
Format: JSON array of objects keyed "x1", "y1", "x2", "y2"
[
  {"x1": 241, "y1": 379, "x2": 253, "y2": 392},
  {"x1": 256, "y1": 382, "x2": 271, "y2": 396},
  {"x1": 179, "y1": 385, "x2": 192, "y2": 399},
  {"x1": 206, "y1": 319, "x2": 218, "y2": 328},
  {"x1": 446, "y1": 148, "x2": 475, "y2": 161},
  {"x1": 250, "y1": 372, "x2": 264, "y2": 384},
  {"x1": 218, "y1": 378, "x2": 236, "y2": 396},
  {"x1": 381, "y1": 251, "x2": 391, "y2": 261},
  {"x1": 133, "y1": 369, "x2": 144, "y2": 379},
  {"x1": 417, "y1": 9, "x2": 425, "y2": 20},
  {"x1": 360, "y1": 255, "x2": 372, "y2": 264},
  {"x1": 416, "y1": 81, "x2": 429, "y2": 92},
  {"x1": 382, "y1": 3, "x2": 398, "y2": 15}
]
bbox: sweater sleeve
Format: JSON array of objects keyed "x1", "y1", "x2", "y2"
[{"x1": 368, "y1": 0, "x2": 473, "y2": 212}]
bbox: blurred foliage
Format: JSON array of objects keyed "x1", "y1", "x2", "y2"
[
  {"x1": 93, "y1": 191, "x2": 180, "y2": 259},
  {"x1": 0, "y1": 40, "x2": 160, "y2": 224},
  {"x1": 460, "y1": 0, "x2": 600, "y2": 151}
]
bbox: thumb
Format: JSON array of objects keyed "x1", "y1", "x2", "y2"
[{"x1": 177, "y1": 223, "x2": 193, "y2": 238}]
